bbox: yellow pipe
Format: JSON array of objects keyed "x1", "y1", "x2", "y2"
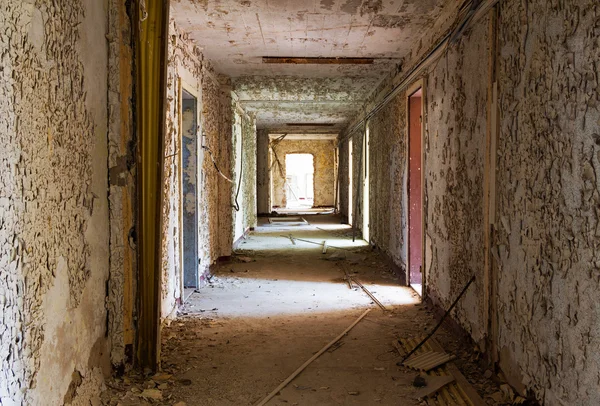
[{"x1": 135, "y1": 0, "x2": 170, "y2": 370}]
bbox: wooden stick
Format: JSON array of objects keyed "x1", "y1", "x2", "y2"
[
  {"x1": 349, "y1": 276, "x2": 387, "y2": 311},
  {"x1": 400, "y1": 275, "x2": 475, "y2": 363},
  {"x1": 254, "y1": 309, "x2": 371, "y2": 406}
]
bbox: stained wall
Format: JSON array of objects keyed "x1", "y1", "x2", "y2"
[
  {"x1": 256, "y1": 129, "x2": 270, "y2": 214},
  {"x1": 161, "y1": 19, "x2": 249, "y2": 320},
  {"x1": 1, "y1": 0, "x2": 112, "y2": 404},
  {"x1": 493, "y1": 1, "x2": 600, "y2": 403},
  {"x1": 366, "y1": 95, "x2": 408, "y2": 266},
  {"x1": 232, "y1": 103, "x2": 257, "y2": 243},
  {"x1": 338, "y1": 1, "x2": 600, "y2": 404},
  {"x1": 107, "y1": 0, "x2": 136, "y2": 369},
  {"x1": 271, "y1": 139, "x2": 336, "y2": 208},
  {"x1": 161, "y1": 20, "x2": 205, "y2": 320},
  {"x1": 424, "y1": 18, "x2": 489, "y2": 345}
]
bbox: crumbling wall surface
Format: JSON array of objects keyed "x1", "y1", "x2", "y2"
[
  {"x1": 271, "y1": 139, "x2": 336, "y2": 208},
  {"x1": 256, "y1": 129, "x2": 270, "y2": 214},
  {"x1": 366, "y1": 94, "x2": 407, "y2": 266},
  {"x1": 0, "y1": 0, "x2": 111, "y2": 404},
  {"x1": 337, "y1": 140, "x2": 349, "y2": 220},
  {"x1": 202, "y1": 74, "x2": 234, "y2": 260},
  {"x1": 218, "y1": 83, "x2": 234, "y2": 257},
  {"x1": 107, "y1": 0, "x2": 136, "y2": 369},
  {"x1": 161, "y1": 19, "x2": 204, "y2": 319},
  {"x1": 494, "y1": 1, "x2": 600, "y2": 403},
  {"x1": 350, "y1": 129, "x2": 364, "y2": 231},
  {"x1": 424, "y1": 18, "x2": 489, "y2": 344},
  {"x1": 232, "y1": 103, "x2": 257, "y2": 243}
]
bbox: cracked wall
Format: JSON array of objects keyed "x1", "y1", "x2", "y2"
[
  {"x1": 494, "y1": 1, "x2": 600, "y2": 403},
  {"x1": 256, "y1": 129, "x2": 270, "y2": 214},
  {"x1": 162, "y1": 19, "x2": 205, "y2": 320},
  {"x1": 1, "y1": 0, "x2": 111, "y2": 404},
  {"x1": 232, "y1": 103, "x2": 257, "y2": 243},
  {"x1": 338, "y1": 2, "x2": 600, "y2": 403},
  {"x1": 338, "y1": 139, "x2": 349, "y2": 222},
  {"x1": 367, "y1": 94, "x2": 407, "y2": 268},
  {"x1": 425, "y1": 18, "x2": 489, "y2": 346},
  {"x1": 107, "y1": 0, "x2": 136, "y2": 370},
  {"x1": 161, "y1": 20, "x2": 238, "y2": 319},
  {"x1": 271, "y1": 139, "x2": 336, "y2": 208},
  {"x1": 204, "y1": 73, "x2": 234, "y2": 262}
]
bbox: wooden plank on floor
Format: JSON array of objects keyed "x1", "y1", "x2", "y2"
[{"x1": 414, "y1": 375, "x2": 456, "y2": 399}]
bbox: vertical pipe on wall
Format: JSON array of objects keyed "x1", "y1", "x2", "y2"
[{"x1": 135, "y1": 0, "x2": 170, "y2": 370}]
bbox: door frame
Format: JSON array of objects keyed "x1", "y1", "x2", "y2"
[
  {"x1": 362, "y1": 124, "x2": 370, "y2": 243},
  {"x1": 178, "y1": 78, "x2": 201, "y2": 292},
  {"x1": 348, "y1": 138, "x2": 353, "y2": 226},
  {"x1": 405, "y1": 79, "x2": 426, "y2": 295}
]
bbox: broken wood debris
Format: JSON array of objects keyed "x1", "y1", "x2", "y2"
[
  {"x1": 400, "y1": 275, "x2": 475, "y2": 363},
  {"x1": 395, "y1": 336, "x2": 485, "y2": 406},
  {"x1": 254, "y1": 309, "x2": 371, "y2": 406},
  {"x1": 413, "y1": 375, "x2": 456, "y2": 399},
  {"x1": 402, "y1": 351, "x2": 456, "y2": 371}
]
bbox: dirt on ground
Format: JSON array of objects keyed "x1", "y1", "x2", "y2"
[{"x1": 100, "y1": 215, "x2": 518, "y2": 406}]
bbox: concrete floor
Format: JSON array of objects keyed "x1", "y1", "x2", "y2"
[{"x1": 102, "y1": 215, "x2": 502, "y2": 405}]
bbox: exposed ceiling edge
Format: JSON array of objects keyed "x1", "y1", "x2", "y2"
[
  {"x1": 268, "y1": 133, "x2": 338, "y2": 140},
  {"x1": 339, "y1": 0, "x2": 502, "y2": 143},
  {"x1": 262, "y1": 57, "x2": 375, "y2": 65}
]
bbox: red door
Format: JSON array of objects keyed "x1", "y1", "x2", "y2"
[{"x1": 408, "y1": 90, "x2": 422, "y2": 287}]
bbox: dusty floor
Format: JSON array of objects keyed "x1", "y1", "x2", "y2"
[{"x1": 102, "y1": 215, "x2": 510, "y2": 406}]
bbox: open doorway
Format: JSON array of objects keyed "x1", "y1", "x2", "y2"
[
  {"x1": 408, "y1": 85, "x2": 424, "y2": 295},
  {"x1": 285, "y1": 153, "x2": 314, "y2": 209},
  {"x1": 348, "y1": 139, "x2": 353, "y2": 225},
  {"x1": 181, "y1": 88, "x2": 199, "y2": 289},
  {"x1": 362, "y1": 127, "x2": 370, "y2": 243}
]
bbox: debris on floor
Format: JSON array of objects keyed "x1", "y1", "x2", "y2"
[{"x1": 101, "y1": 215, "x2": 506, "y2": 405}]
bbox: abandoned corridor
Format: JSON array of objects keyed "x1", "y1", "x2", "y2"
[{"x1": 1, "y1": 0, "x2": 599, "y2": 405}]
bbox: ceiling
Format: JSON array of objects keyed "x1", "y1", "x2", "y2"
[{"x1": 171, "y1": 0, "x2": 452, "y2": 134}]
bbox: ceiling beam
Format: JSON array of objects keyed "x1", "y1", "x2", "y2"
[{"x1": 262, "y1": 57, "x2": 375, "y2": 65}]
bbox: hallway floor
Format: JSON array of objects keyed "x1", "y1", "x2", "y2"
[{"x1": 102, "y1": 216, "x2": 503, "y2": 405}]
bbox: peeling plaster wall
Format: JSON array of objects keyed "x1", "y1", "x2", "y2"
[
  {"x1": 256, "y1": 129, "x2": 270, "y2": 214},
  {"x1": 338, "y1": 1, "x2": 600, "y2": 403},
  {"x1": 338, "y1": 140, "x2": 349, "y2": 221},
  {"x1": 424, "y1": 19, "x2": 489, "y2": 344},
  {"x1": 162, "y1": 20, "x2": 205, "y2": 320},
  {"x1": 271, "y1": 139, "x2": 336, "y2": 208},
  {"x1": 1, "y1": 0, "x2": 111, "y2": 404},
  {"x1": 367, "y1": 94, "x2": 407, "y2": 267},
  {"x1": 205, "y1": 77, "x2": 234, "y2": 261},
  {"x1": 161, "y1": 20, "x2": 238, "y2": 319},
  {"x1": 232, "y1": 104, "x2": 257, "y2": 243},
  {"x1": 107, "y1": 0, "x2": 136, "y2": 369},
  {"x1": 493, "y1": 1, "x2": 600, "y2": 403}
]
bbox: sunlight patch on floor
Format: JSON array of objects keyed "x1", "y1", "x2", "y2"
[{"x1": 185, "y1": 277, "x2": 419, "y2": 318}]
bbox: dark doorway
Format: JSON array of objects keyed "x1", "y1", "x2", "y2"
[
  {"x1": 182, "y1": 89, "x2": 199, "y2": 288},
  {"x1": 408, "y1": 87, "x2": 423, "y2": 294}
]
